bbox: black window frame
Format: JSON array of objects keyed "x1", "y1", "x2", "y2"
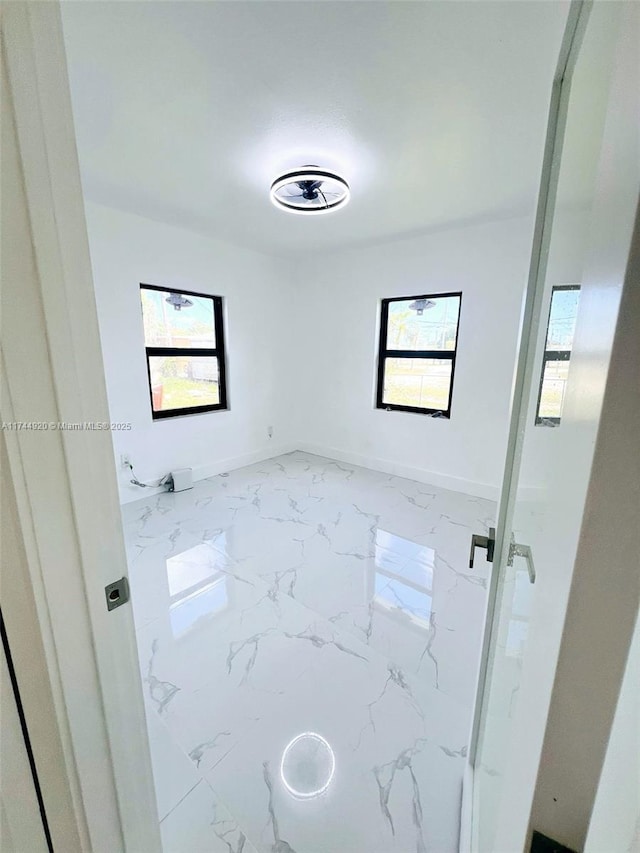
[
  {"x1": 140, "y1": 283, "x2": 228, "y2": 420},
  {"x1": 376, "y1": 291, "x2": 462, "y2": 418},
  {"x1": 534, "y1": 284, "x2": 580, "y2": 426}
]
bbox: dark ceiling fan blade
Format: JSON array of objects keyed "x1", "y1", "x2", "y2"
[
  {"x1": 296, "y1": 179, "x2": 323, "y2": 192},
  {"x1": 279, "y1": 195, "x2": 318, "y2": 206}
]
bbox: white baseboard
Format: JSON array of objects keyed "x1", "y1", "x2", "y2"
[
  {"x1": 118, "y1": 441, "x2": 517, "y2": 505},
  {"x1": 118, "y1": 442, "x2": 297, "y2": 504},
  {"x1": 296, "y1": 442, "x2": 500, "y2": 501}
]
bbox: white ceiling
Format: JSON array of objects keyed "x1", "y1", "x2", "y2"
[{"x1": 61, "y1": 1, "x2": 569, "y2": 258}]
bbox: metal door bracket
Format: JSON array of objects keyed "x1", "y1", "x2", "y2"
[{"x1": 508, "y1": 536, "x2": 536, "y2": 583}]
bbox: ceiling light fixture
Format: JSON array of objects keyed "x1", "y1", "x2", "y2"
[
  {"x1": 165, "y1": 293, "x2": 193, "y2": 311},
  {"x1": 409, "y1": 298, "x2": 436, "y2": 316},
  {"x1": 270, "y1": 166, "x2": 350, "y2": 215}
]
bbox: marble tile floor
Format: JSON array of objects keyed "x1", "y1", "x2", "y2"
[{"x1": 122, "y1": 451, "x2": 495, "y2": 853}]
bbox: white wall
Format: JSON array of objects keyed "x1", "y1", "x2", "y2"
[
  {"x1": 293, "y1": 216, "x2": 534, "y2": 499},
  {"x1": 86, "y1": 201, "x2": 534, "y2": 504},
  {"x1": 84, "y1": 202, "x2": 296, "y2": 502}
]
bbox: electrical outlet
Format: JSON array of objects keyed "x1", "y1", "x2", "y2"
[
  {"x1": 120, "y1": 453, "x2": 131, "y2": 469},
  {"x1": 267, "y1": 426, "x2": 273, "y2": 439}
]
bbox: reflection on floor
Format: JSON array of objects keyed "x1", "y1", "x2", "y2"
[{"x1": 122, "y1": 452, "x2": 494, "y2": 852}]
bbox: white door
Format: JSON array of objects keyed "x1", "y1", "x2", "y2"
[
  {"x1": 469, "y1": 2, "x2": 639, "y2": 851},
  {"x1": 1, "y1": 4, "x2": 161, "y2": 850}
]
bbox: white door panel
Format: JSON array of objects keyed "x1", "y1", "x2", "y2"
[{"x1": 471, "y1": 2, "x2": 639, "y2": 850}]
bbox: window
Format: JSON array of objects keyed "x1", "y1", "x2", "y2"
[
  {"x1": 376, "y1": 292, "x2": 462, "y2": 417},
  {"x1": 535, "y1": 285, "x2": 580, "y2": 425},
  {"x1": 140, "y1": 284, "x2": 227, "y2": 419}
]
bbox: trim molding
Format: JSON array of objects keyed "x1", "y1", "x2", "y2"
[
  {"x1": 118, "y1": 442, "x2": 551, "y2": 505},
  {"x1": 297, "y1": 442, "x2": 500, "y2": 501}
]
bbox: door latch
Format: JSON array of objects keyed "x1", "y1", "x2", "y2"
[
  {"x1": 507, "y1": 536, "x2": 536, "y2": 583},
  {"x1": 105, "y1": 577, "x2": 130, "y2": 611},
  {"x1": 469, "y1": 527, "x2": 496, "y2": 568}
]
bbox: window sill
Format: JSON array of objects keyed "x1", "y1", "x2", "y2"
[{"x1": 375, "y1": 405, "x2": 451, "y2": 419}]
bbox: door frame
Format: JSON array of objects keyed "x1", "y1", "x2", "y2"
[{"x1": 1, "y1": 4, "x2": 160, "y2": 851}]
